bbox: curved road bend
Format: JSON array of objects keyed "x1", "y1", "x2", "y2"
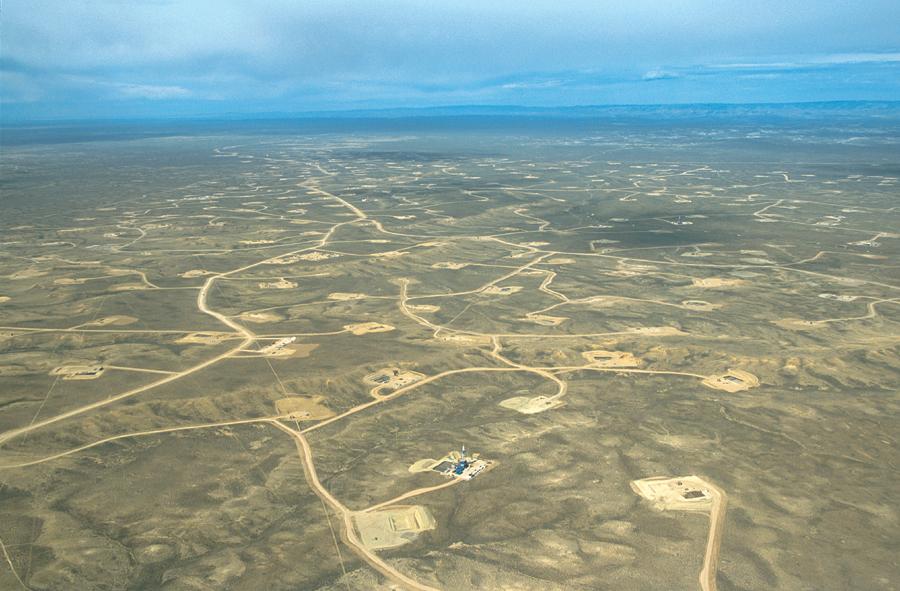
[{"x1": 269, "y1": 421, "x2": 440, "y2": 591}]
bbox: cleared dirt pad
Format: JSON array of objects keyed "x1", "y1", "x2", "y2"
[
  {"x1": 365, "y1": 367, "x2": 425, "y2": 393},
  {"x1": 50, "y1": 365, "x2": 105, "y2": 380},
  {"x1": 82, "y1": 315, "x2": 138, "y2": 327},
  {"x1": 175, "y1": 332, "x2": 234, "y2": 344},
  {"x1": 691, "y1": 278, "x2": 746, "y2": 288},
  {"x1": 240, "y1": 312, "x2": 283, "y2": 323},
  {"x1": 431, "y1": 262, "x2": 468, "y2": 269},
  {"x1": 274, "y1": 395, "x2": 335, "y2": 420},
  {"x1": 631, "y1": 475, "x2": 714, "y2": 511},
  {"x1": 328, "y1": 292, "x2": 367, "y2": 301},
  {"x1": 258, "y1": 279, "x2": 297, "y2": 289},
  {"x1": 681, "y1": 300, "x2": 721, "y2": 311},
  {"x1": 581, "y1": 350, "x2": 642, "y2": 367},
  {"x1": 499, "y1": 395, "x2": 564, "y2": 414},
  {"x1": 526, "y1": 314, "x2": 568, "y2": 326},
  {"x1": 353, "y1": 506, "x2": 436, "y2": 550},
  {"x1": 482, "y1": 285, "x2": 522, "y2": 296},
  {"x1": 701, "y1": 369, "x2": 759, "y2": 392},
  {"x1": 344, "y1": 322, "x2": 395, "y2": 335}
]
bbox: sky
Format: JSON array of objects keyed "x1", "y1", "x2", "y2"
[{"x1": 2, "y1": 0, "x2": 900, "y2": 121}]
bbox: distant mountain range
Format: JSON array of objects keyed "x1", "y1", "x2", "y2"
[
  {"x1": 269, "y1": 101, "x2": 900, "y2": 121},
  {"x1": 4, "y1": 100, "x2": 900, "y2": 128}
]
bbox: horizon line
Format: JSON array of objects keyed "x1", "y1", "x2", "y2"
[{"x1": 3, "y1": 99, "x2": 900, "y2": 127}]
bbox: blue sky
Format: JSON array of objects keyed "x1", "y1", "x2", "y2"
[{"x1": 2, "y1": 0, "x2": 899, "y2": 121}]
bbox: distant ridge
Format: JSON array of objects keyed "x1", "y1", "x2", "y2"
[
  {"x1": 4, "y1": 100, "x2": 900, "y2": 127},
  {"x1": 258, "y1": 101, "x2": 900, "y2": 121}
]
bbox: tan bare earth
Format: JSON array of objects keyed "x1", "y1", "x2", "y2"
[
  {"x1": 274, "y1": 395, "x2": 335, "y2": 420},
  {"x1": 482, "y1": 285, "x2": 522, "y2": 295},
  {"x1": 631, "y1": 475, "x2": 714, "y2": 511},
  {"x1": 431, "y1": 261, "x2": 468, "y2": 269},
  {"x1": 180, "y1": 269, "x2": 213, "y2": 278},
  {"x1": 296, "y1": 251, "x2": 337, "y2": 261},
  {"x1": 691, "y1": 278, "x2": 746, "y2": 288},
  {"x1": 499, "y1": 395, "x2": 564, "y2": 414},
  {"x1": 818, "y1": 293, "x2": 858, "y2": 302},
  {"x1": 681, "y1": 300, "x2": 722, "y2": 311},
  {"x1": 408, "y1": 459, "x2": 439, "y2": 473},
  {"x1": 328, "y1": 292, "x2": 367, "y2": 301},
  {"x1": 175, "y1": 332, "x2": 234, "y2": 345},
  {"x1": 344, "y1": 322, "x2": 395, "y2": 335},
  {"x1": 54, "y1": 277, "x2": 87, "y2": 285},
  {"x1": 629, "y1": 326, "x2": 688, "y2": 336},
  {"x1": 0, "y1": 296, "x2": 10, "y2": 303},
  {"x1": 110, "y1": 283, "x2": 147, "y2": 291},
  {"x1": 435, "y1": 332, "x2": 492, "y2": 346},
  {"x1": 50, "y1": 365, "x2": 105, "y2": 380},
  {"x1": 526, "y1": 314, "x2": 568, "y2": 326},
  {"x1": 353, "y1": 506, "x2": 436, "y2": 550},
  {"x1": 240, "y1": 312, "x2": 283, "y2": 323},
  {"x1": 258, "y1": 278, "x2": 297, "y2": 289},
  {"x1": 83, "y1": 315, "x2": 138, "y2": 327},
  {"x1": 773, "y1": 318, "x2": 823, "y2": 330},
  {"x1": 581, "y1": 350, "x2": 642, "y2": 367},
  {"x1": 9, "y1": 268, "x2": 49, "y2": 279},
  {"x1": 631, "y1": 475, "x2": 727, "y2": 591},
  {"x1": 256, "y1": 339, "x2": 318, "y2": 358},
  {"x1": 701, "y1": 369, "x2": 759, "y2": 392},
  {"x1": 365, "y1": 367, "x2": 425, "y2": 393},
  {"x1": 547, "y1": 257, "x2": 576, "y2": 264},
  {"x1": 407, "y1": 304, "x2": 440, "y2": 313}
]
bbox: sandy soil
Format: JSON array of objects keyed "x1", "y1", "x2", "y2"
[
  {"x1": 431, "y1": 262, "x2": 468, "y2": 269},
  {"x1": 629, "y1": 326, "x2": 688, "y2": 336},
  {"x1": 526, "y1": 314, "x2": 568, "y2": 326},
  {"x1": 180, "y1": 269, "x2": 213, "y2": 278},
  {"x1": 408, "y1": 459, "x2": 439, "y2": 473},
  {"x1": 631, "y1": 475, "x2": 713, "y2": 512},
  {"x1": 691, "y1": 278, "x2": 746, "y2": 288},
  {"x1": 344, "y1": 322, "x2": 395, "y2": 335},
  {"x1": 274, "y1": 395, "x2": 335, "y2": 420},
  {"x1": 353, "y1": 506, "x2": 436, "y2": 550},
  {"x1": 499, "y1": 395, "x2": 564, "y2": 414},
  {"x1": 482, "y1": 285, "x2": 522, "y2": 296},
  {"x1": 435, "y1": 333, "x2": 492, "y2": 346},
  {"x1": 546, "y1": 257, "x2": 576, "y2": 264},
  {"x1": 328, "y1": 292, "x2": 367, "y2": 301},
  {"x1": 581, "y1": 350, "x2": 642, "y2": 367},
  {"x1": 175, "y1": 332, "x2": 234, "y2": 345},
  {"x1": 701, "y1": 369, "x2": 759, "y2": 392},
  {"x1": 110, "y1": 283, "x2": 147, "y2": 291},
  {"x1": 772, "y1": 318, "x2": 823, "y2": 330},
  {"x1": 407, "y1": 304, "x2": 440, "y2": 313},
  {"x1": 681, "y1": 300, "x2": 722, "y2": 311},
  {"x1": 240, "y1": 312, "x2": 283, "y2": 323},
  {"x1": 50, "y1": 365, "x2": 106, "y2": 380},
  {"x1": 258, "y1": 279, "x2": 297, "y2": 289},
  {"x1": 365, "y1": 368, "x2": 425, "y2": 392},
  {"x1": 82, "y1": 315, "x2": 138, "y2": 327}
]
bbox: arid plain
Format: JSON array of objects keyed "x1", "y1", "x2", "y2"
[{"x1": 1, "y1": 122, "x2": 898, "y2": 590}]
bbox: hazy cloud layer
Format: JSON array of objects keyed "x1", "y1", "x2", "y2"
[{"x1": 2, "y1": 0, "x2": 899, "y2": 119}]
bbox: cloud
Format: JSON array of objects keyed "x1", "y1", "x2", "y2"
[
  {"x1": 113, "y1": 83, "x2": 192, "y2": 100},
  {"x1": 2, "y1": 1, "x2": 899, "y2": 118},
  {"x1": 500, "y1": 79, "x2": 565, "y2": 90},
  {"x1": 710, "y1": 52, "x2": 900, "y2": 71},
  {"x1": 642, "y1": 69, "x2": 680, "y2": 81}
]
